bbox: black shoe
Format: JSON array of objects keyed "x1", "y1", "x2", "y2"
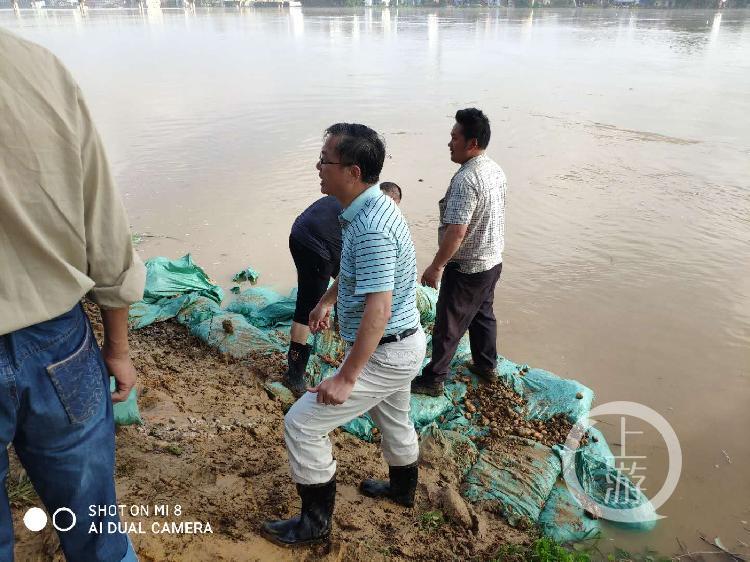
[
  {"x1": 284, "y1": 341, "x2": 311, "y2": 398},
  {"x1": 261, "y1": 477, "x2": 336, "y2": 547},
  {"x1": 411, "y1": 376, "x2": 444, "y2": 397},
  {"x1": 360, "y1": 462, "x2": 418, "y2": 507},
  {"x1": 466, "y1": 361, "x2": 498, "y2": 382}
]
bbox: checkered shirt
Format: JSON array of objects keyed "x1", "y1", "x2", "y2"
[{"x1": 438, "y1": 153, "x2": 507, "y2": 274}]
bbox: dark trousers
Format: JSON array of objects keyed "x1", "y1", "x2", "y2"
[
  {"x1": 289, "y1": 235, "x2": 339, "y2": 326},
  {"x1": 421, "y1": 262, "x2": 502, "y2": 384}
]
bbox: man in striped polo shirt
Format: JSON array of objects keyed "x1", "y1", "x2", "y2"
[{"x1": 261, "y1": 124, "x2": 425, "y2": 547}]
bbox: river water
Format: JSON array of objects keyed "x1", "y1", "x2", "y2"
[{"x1": 3, "y1": 6, "x2": 749, "y2": 557}]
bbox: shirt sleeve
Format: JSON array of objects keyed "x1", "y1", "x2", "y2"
[
  {"x1": 353, "y1": 229, "x2": 396, "y2": 296},
  {"x1": 443, "y1": 176, "x2": 478, "y2": 225},
  {"x1": 78, "y1": 86, "x2": 146, "y2": 308}
]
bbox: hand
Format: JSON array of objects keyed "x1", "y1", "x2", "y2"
[
  {"x1": 102, "y1": 347, "x2": 137, "y2": 403},
  {"x1": 307, "y1": 373, "x2": 355, "y2": 405},
  {"x1": 309, "y1": 302, "x2": 332, "y2": 333},
  {"x1": 421, "y1": 263, "x2": 444, "y2": 289}
]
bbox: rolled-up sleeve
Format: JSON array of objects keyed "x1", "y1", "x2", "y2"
[{"x1": 77, "y1": 86, "x2": 146, "y2": 308}]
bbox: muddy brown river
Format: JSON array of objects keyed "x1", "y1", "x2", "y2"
[{"x1": 3, "y1": 6, "x2": 749, "y2": 557}]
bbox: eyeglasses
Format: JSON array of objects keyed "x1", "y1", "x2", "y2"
[{"x1": 318, "y1": 155, "x2": 346, "y2": 166}]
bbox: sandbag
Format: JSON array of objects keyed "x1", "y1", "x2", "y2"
[
  {"x1": 226, "y1": 287, "x2": 296, "y2": 328},
  {"x1": 555, "y1": 427, "x2": 657, "y2": 531},
  {"x1": 463, "y1": 436, "x2": 561, "y2": 528},
  {"x1": 110, "y1": 377, "x2": 142, "y2": 426},
  {"x1": 419, "y1": 424, "x2": 478, "y2": 482},
  {"x1": 496, "y1": 357, "x2": 594, "y2": 423},
  {"x1": 187, "y1": 309, "x2": 286, "y2": 357},
  {"x1": 341, "y1": 414, "x2": 376, "y2": 443},
  {"x1": 142, "y1": 255, "x2": 223, "y2": 304},
  {"x1": 129, "y1": 294, "x2": 199, "y2": 330},
  {"x1": 415, "y1": 285, "x2": 439, "y2": 326},
  {"x1": 538, "y1": 481, "x2": 600, "y2": 544}
]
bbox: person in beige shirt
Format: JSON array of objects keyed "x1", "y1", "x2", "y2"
[{"x1": 0, "y1": 29, "x2": 144, "y2": 561}]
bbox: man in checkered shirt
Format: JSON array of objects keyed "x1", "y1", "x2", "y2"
[{"x1": 412, "y1": 108, "x2": 508, "y2": 397}]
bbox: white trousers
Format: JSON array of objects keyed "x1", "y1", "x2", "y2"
[{"x1": 284, "y1": 325, "x2": 426, "y2": 485}]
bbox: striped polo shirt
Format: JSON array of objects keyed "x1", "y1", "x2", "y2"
[{"x1": 337, "y1": 184, "x2": 420, "y2": 343}]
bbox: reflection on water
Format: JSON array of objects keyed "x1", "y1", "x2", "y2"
[{"x1": 2, "y1": 7, "x2": 749, "y2": 556}]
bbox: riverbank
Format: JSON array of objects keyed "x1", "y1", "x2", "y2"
[{"x1": 9, "y1": 303, "x2": 532, "y2": 561}]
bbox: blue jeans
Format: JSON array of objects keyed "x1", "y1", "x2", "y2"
[{"x1": 0, "y1": 304, "x2": 135, "y2": 561}]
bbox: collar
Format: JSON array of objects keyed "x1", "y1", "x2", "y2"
[
  {"x1": 459, "y1": 153, "x2": 486, "y2": 170},
  {"x1": 339, "y1": 184, "x2": 382, "y2": 225}
]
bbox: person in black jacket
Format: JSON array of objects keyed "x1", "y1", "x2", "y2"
[{"x1": 286, "y1": 195, "x2": 343, "y2": 396}]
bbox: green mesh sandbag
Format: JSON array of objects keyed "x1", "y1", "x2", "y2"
[
  {"x1": 176, "y1": 296, "x2": 224, "y2": 325},
  {"x1": 186, "y1": 310, "x2": 286, "y2": 357},
  {"x1": 129, "y1": 293, "x2": 199, "y2": 330},
  {"x1": 409, "y1": 393, "x2": 453, "y2": 431},
  {"x1": 110, "y1": 377, "x2": 142, "y2": 426},
  {"x1": 313, "y1": 327, "x2": 347, "y2": 365},
  {"x1": 495, "y1": 357, "x2": 594, "y2": 423},
  {"x1": 416, "y1": 285, "x2": 438, "y2": 326},
  {"x1": 538, "y1": 481, "x2": 600, "y2": 544},
  {"x1": 555, "y1": 427, "x2": 657, "y2": 532},
  {"x1": 142, "y1": 255, "x2": 223, "y2": 304},
  {"x1": 226, "y1": 287, "x2": 296, "y2": 328},
  {"x1": 420, "y1": 424, "x2": 479, "y2": 478},
  {"x1": 341, "y1": 414, "x2": 376, "y2": 442},
  {"x1": 463, "y1": 436, "x2": 561, "y2": 528}
]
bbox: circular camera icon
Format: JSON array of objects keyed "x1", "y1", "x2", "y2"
[{"x1": 23, "y1": 508, "x2": 48, "y2": 532}]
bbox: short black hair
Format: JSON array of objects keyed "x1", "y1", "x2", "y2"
[
  {"x1": 455, "y1": 108, "x2": 491, "y2": 149},
  {"x1": 380, "y1": 181, "x2": 402, "y2": 202},
  {"x1": 324, "y1": 123, "x2": 385, "y2": 184}
]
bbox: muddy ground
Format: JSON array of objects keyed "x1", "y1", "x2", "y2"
[{"x1": 9, "y1": 307, "x2": 533, "y2": 562}]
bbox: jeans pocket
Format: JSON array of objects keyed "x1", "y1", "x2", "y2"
[{"x1": 46, "y1": 329, "x2": 105, "y2": 425}]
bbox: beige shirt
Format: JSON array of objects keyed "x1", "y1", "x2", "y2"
[{"x1": 0, "y1": 29, "x2": 145, "y2": 335}]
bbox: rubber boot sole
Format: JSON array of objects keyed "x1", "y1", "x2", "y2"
[{"x1": 260, "y1": 527, "x2": 330, "y2": 548}]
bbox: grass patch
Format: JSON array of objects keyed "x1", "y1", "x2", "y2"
[
  {"x1": 494, "y1": 538, "x2": 590, "y2": 562},
  {"x1": 418, "y1": 510, "x2": 445, "y2": 532},
  {"x1": 494, "y1": 539, "x2": 672, "y2": 562},
  {"x1": 165, "y1": 444, "x2": 183, "y2": 457},
  {"x1": 7, "y1": 475, "x2": 38, "y2": 508}
]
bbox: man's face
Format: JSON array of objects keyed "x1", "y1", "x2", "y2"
[
  {"x1": 448, "y1": 123, "x2": 474, "y2": 164},
  {"x1": 316, "y1": 135, "x2": 350, "y2": 197}
]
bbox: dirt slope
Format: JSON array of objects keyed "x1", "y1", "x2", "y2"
[{"x1": 10, "y1": 308, "x2": 532, "y2": 561}]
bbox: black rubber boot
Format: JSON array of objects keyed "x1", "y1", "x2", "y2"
[
  {"x1": 359, "y1": 462, "x2": 418, "y2": 507},
  {"x1": 285, "y1": 341, "x2": 311, "y2": 398},
  {"x1": 261, "y1": 477, "x2": 336, "y2": 547}
]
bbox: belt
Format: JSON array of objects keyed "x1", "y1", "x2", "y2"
[{"x1": 379, "y1": 326, "x2": 418, "y2": 346}]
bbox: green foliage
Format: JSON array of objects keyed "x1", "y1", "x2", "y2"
[
  {"x1": 494, "y1": 538, "x2": 590, "y2": 562},
  {"x1": 493, "y1": 537, "x2": 672, "y2": 562},
  {"x1": 418, "y1": 510, "x2": 445, "y2": 532},
  {"x1": 7, "y1": 475, "x2": 37, "y2": 508},
  {"x1": 165, "y1": 444, "x2": 183, "y2": 456}
]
